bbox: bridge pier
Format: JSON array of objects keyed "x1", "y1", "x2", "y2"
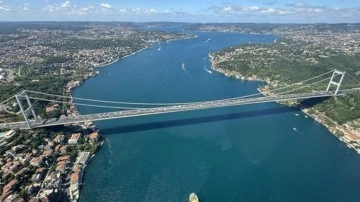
[
  {"x1": 326, "y1": 70, "x2": 345, "y2": 95},
  {"x1": 15, "y1": 90, "x2": 37, "y2": 129}
]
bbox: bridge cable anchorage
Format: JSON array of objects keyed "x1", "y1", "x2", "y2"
[
  {"x1": 19, "y1": 96, "x2": 145, "y2": 110},
  {"x1": 24, "y1": 70, "x2": 334, "y2": 107},
  {"x1": 276, "y1": 76, "x2": 332, "y2": 95}
]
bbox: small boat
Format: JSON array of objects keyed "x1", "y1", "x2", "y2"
[
  {"x1": 293, "y1": 127, "x2": 297, "y2": 131},
  {"x1": 182, "y1": 63, "x2": 186, "y2": 69},
  {"x1": 305, "y1": 115, "x2": 308, "y2": 118},
  {"x1": 207, "y1": 38, "x2": 211, "y2": 42},
  {"x1": 295, "y1": 113, "x2": 299, "y2": 116},
  {"x1": 189, "y1": 193, "x2": 199, "y2": 202}
]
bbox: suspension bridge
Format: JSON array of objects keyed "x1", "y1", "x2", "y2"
[{"x1": 0, "y1": 69, "x2": 359, "y2": 130}]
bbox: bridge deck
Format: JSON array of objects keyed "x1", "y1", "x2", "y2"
[{"x1": 1, "y1": 90, "x2": 350, "y2": 130}]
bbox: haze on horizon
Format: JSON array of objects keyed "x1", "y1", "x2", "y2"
[{"x1": 0, "y1": 0, "x2": 360, "y2": 23}]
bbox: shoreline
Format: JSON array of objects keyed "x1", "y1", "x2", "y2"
[
  {"x1": 64, "y1": 46, "x2": 150, "y2": 201},
  {"x1": 209, "y1": 53, "x2": 265, "y2": 82},
  {"x1": 68, "y1": 38, "x2": 193, "y2": 200},
  {"x1": 92, "y1": 46, "x2": 150, "y2": 70},
  {"x1": 209, "y1": 53, "x2": 360, "y2": 154}
]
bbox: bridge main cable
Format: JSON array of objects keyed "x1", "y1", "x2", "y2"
[
  {"x1": 277, "y1": 76, "x2": 332, "y2": 95},
  {"x1": 22, "y1": 96, "x2": 144, "y2": 110},
  {"x1": 23, "y1": 70, "x2": 335, "y2": 107}
]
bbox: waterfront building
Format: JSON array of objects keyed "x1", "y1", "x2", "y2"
[
  {"x1": 343, "y1": 133, "x2": 360, "y2": 143},
  {"x1": 89, "y1": 132, "x2": 100, "y2": 143},
  {"x1": 68, "y1": 133, "x2": 81, "y2": 145},
  {"x1": 76, "y1": 152, "x2": 90, "y2": 165},
  {"x1": 69, "y1": 166, "x2": 82, "y2": 201}
]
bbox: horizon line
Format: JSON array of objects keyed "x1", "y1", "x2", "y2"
[{"x1": 0, "y1": 21, "x2": 360, "y2": 25}]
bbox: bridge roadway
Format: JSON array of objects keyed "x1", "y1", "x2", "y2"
[{"x1": 3, "y1": 89, "x2": 357, "y2": 130}]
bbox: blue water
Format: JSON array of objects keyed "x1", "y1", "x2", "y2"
[{"x1": 75, "y1": 32, "x2": 360, "y2": 202}]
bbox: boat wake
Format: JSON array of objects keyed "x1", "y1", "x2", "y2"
[
  {"x1": 293, "y1": 127, "x2": 302, "y2": 135},
  {"x1": 204, "y1": 68, "x2": 212, "y2": 74}
]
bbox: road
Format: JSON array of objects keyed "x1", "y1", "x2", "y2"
[{"x1": 1, "y1": 90, "x2": 354, "y2": 130}]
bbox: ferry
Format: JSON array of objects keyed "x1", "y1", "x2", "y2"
[{"x1": 189, "y1": 193, "x2": 199, "y2": 202}]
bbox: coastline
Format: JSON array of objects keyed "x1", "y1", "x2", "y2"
[
  {"x1": 208, "y1": 53, "x2": 264, "y2": 82},
  {"x1": 209, "y1": 53, "x2": 360, "y2": 154},
  {"x1": 68, "y1": 38, "x2": 192, "y2": 200},
  {"x1": 66, "y1": 46, "x2": 150, "y2": 200},
  {"x1": 92, "y1": 46, "x2": 150, "y2": 70}
]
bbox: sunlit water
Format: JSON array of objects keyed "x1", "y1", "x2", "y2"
[{"x1": 74, "y1": 31, "x2": 360, "y2": 202}]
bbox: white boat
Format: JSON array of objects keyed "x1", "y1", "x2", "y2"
[
  {"x1": 182, "y1": 63, "x2": 185, "y2": 69},
  {"x1": 189, "y1": 193, "x2": 199, "y2": 202},
  {"x1": 295, "y1": 113, "x2": 299, "y2": 116},
  {"x1": 293, "y1": 127, "x2": 297, "y2": 131}
]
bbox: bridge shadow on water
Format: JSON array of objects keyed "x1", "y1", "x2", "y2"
[{"x1": 100, "y1": 106, "x2": 300, "y2": 135}]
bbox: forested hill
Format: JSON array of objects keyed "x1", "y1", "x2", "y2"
[{"x1": 209, "y1": 24, "x2": 360, "y2": 127}]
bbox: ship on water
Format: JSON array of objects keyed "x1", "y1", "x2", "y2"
[{"x1": 189, "y1": 193, "x2": 199, "y2": 202}]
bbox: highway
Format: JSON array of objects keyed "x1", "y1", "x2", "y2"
[{"x1": 2, "y1": 89, "x2": 358, "y2": 130}]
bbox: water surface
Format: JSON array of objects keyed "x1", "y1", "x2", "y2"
[{"x1": 75, "y1": 31, "x2": 360, "y2": 202}]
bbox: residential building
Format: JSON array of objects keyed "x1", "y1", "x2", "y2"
[{"x1": 68, "y1": 133, "x2": 81, "y2": 145}]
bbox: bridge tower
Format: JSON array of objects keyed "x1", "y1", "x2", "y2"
[
  {"x1": 15, "y1": 90, "x2": 38, "y2": 129},
  {"x1": 326, "y1": 70, "x2": 345, "y2": 95}
]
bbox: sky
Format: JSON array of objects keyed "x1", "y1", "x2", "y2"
[{"x1": 0, "y1": 0, "x2": 360, "y2": 23}]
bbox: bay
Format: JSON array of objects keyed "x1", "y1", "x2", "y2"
[{"x1": 74, "y1": 31, "x2": 360, "y2": 202}]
